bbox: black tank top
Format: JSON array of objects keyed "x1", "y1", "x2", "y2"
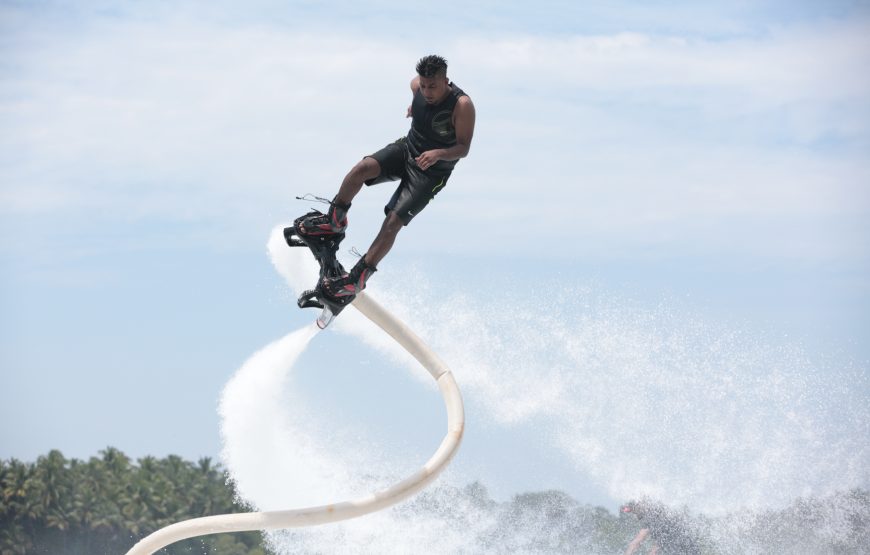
[{"x1": 406, "y1": 83, "x2": 467, "y2": 172}]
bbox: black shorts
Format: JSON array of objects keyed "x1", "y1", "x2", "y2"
[{"x1": 364, "y1": 137, "x2": 451, "y2": 225}]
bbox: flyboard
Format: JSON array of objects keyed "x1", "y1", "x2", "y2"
[
  {"x1": 124, "y1": 226, "x2": 464, "y2": 555},
  {"x1": 283, "y1": 213, "x2": 352, "y2": 329}
]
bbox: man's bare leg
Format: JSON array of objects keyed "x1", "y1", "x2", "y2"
[
  {"x1": 335, "y1": 157, "x2": 381, "y2": 205},
  {"x1": 364, "y1": 211, "x2": 404, "y2": 267}
]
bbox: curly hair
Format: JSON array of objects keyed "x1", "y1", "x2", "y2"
[{"x1": 416, "y1": 55, "x2": 448, "y2": 78}]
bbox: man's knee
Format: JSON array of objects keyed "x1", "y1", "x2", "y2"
[
  {"x1": 350, "y1": 157, "x2": 381, "y2": 182},
  {"x1": 383, "y1": 211, "x2": 404, "y2": 234}
]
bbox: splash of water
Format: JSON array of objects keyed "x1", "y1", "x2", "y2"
[
  {"x1": 382, "y1": 265, "x2": 869, "y2": 511},
  {"x1": 217, "y1": 323, "x2": 395, "y2": 510},
  {"x1": 217, "y1": 225, "x2": 869, "y2": 553}
]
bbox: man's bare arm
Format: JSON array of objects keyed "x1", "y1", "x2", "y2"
[
  {"x1": 624, "y1": 528, "x2": 650, "y2": 555},
  {"x1": 407, "y1": 76, "x2": 420, "y2": 117},
  {"x1": 444, "y1": 95, "x2": 475, "y2": 159}
]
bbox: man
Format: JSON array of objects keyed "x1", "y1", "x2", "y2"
[
  {"x1": 621, "y1": 500, "x2": 702, "y2": 555},
  {"x1": 294, "y1": 54, "x2": 476, "y2": 300}
]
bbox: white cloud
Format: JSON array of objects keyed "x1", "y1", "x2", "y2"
[{"x1": 1, "y1": 9, "x2": 868, "y2": 260}]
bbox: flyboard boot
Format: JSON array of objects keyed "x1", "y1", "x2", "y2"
[
  {"x1": 294, "y1": 197, "x2": 350, "y2": 238},
  {"x1": 319, "y1": 254, "x2": 377, "y2": 302},
  {"x1": 284, "y1": 196, "x2": 367, "y2": 328},
  {"x1": 307, "y1": 254, "x2": 377, "y2": 328},
  {"x1": 283, "y1": 196, "x2": 349, "y2": 268}
]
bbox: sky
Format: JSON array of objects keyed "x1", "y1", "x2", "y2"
[{"x1": 2, "y1": 0, "x2": 869, "y2": 515}]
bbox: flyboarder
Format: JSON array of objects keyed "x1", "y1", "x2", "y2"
[{"x1": 286, "y1": 54, "x2": 476, "y2": 325}]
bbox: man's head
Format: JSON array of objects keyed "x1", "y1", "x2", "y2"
[
  {"x1": 621, "y1": 500, "x2": 645, "y2": 519},
  {"x1": 416, "y1": 54, "x2": 450, "y2": 104},
  {"x1": 416, "y1": 54, "x2": 448, "y2": 79}
]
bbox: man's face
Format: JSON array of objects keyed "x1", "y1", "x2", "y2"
[
  {"x1": 419, "y1": 74, "x2": 449, "y2": 104},
  {"x1": 622, "y1": 505, "x2": 641, "y2": 520}
]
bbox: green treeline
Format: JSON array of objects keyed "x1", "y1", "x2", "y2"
[
  {"x1": 0, "y1": 448, "x2": 264, "y2": 555},
  {"x1": 2, "y1": 448, "x2": 869, "y2": 554}
]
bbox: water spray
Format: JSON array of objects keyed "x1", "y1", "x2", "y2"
[{"x1": 125, "y1": 292, "x2": 464, "y2": 555}]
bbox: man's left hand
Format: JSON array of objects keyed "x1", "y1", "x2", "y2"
[{"x1": 415, "y1": 150, "x2": 443, "y2": 171}]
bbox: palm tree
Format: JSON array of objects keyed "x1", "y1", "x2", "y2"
[
  {"x1": 30, "y1": 450, "x2": 74, "y2": 552},
  {"x1": 0, "y1": 459, "x2": 35, "y2": 555},
  {"x1": 1, "y1": 449, "x2": 271, "y2": 554}
]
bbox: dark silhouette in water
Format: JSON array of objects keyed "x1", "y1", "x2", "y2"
[{"x1": 621, "y1": 498, "x2": 702, "y2": 555}]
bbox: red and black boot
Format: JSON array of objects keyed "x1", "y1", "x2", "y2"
[
  {"x1": 319, "y1": 255, "x2": 377, "y2": 302},
  {"x1": 294, "y1": 197, "x2": 350, "y2": 238}
]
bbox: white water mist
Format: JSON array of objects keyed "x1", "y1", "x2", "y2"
[{"x1": 215, "y1": 225, "x2": 869, "y2": 553}]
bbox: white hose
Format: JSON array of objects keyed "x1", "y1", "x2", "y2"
[{"x1": 125, "y1": 291, "x2": 465, "y2": 555}]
